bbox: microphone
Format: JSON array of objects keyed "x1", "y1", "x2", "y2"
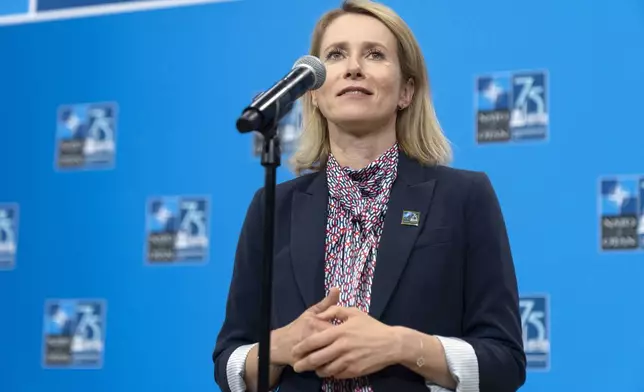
[{"x1": 236, "y1": 55, "x2": 326, "y2": 134}]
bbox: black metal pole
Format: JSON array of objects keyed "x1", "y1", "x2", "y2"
[
  {"x1": 257, "y1": 133, "x2": 280, "y2": 392},
  {"x1": 237, "y1": 97, "x2": 290, "y2": 392}
]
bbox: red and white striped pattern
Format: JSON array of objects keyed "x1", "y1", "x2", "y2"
[{"x1": 321, "y1": 143, "x2": 399, "y2": 392}]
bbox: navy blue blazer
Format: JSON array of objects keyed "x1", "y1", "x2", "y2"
[{"x1": 213, "y1": 153, "x2": 526, "y2": 392}]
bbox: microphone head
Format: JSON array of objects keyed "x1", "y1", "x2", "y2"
[{"x1": 293, "y1": 55, "x2": 326, "y2": 90}]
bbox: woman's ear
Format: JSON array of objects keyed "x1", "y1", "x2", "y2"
[
  {"x1": 398, "y1": 77, "x2": 415, "y2": 109},
  {"x1": 311, "y1": 91, "x2": 318, "y2": 108}
]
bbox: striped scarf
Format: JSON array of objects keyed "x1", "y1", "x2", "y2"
[{"x1": 322, "y1": 143, "x2": 399, "y2": 392}]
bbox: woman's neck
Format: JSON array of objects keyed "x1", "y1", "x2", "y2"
[{"x1": 328, "y1": 125, "x2": 397, "y2": 170}]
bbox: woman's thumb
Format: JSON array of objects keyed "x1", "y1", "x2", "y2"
[{"x1": 310, "y1": 287, "x2": 340, "y2": 313}]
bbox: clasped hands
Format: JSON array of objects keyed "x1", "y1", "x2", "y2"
[{"x1": 271, "y1": 287, "x2": 401, "y2": 380}]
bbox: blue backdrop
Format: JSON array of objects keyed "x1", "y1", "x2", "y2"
[{"x1": 1, "y1": 0, "x2": 643, "y2": 391}]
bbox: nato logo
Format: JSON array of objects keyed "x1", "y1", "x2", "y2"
[
  {"x1": 146, "y1": 196, "x2": 210, "y2": 264},
  {"x1": 475, "y1": 71, "x2": 548, "y2": 144},
  {"x1": 599, "y1": 176, "x2": 644, "y2": 251},
  {"x1": 55, "y1": 102, "x2": 118, "y2": 170},
  {"x1": 42, "y1": 299, "x2": 106, "y2": 369},
  {"x1": 0, "y1": 203, "x2": 19, "y2": 270},
  {"x1": 253, "y1": 98, "x2": 303, "y2": 157},
  {"x1": 519, "y1": 294, "x2": 550, "y2": 371}
]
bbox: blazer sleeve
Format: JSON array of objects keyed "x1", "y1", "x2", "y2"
[
  {"x1": 459, "y1": 172, "x2": 527, "y2": 392},
  {"x1": 212, "y1": 188, "x2": 265, "y2": 392}
]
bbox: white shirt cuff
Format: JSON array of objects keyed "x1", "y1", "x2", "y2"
[
  {"x1": 226, "y1": 343, "x2": 257, "y2": 392},
  {"x1": 426, "y1": 336, "x2": 479, "y2": 392}
]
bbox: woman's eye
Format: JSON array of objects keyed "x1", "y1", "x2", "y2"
[{"x1": 325, "y1": 50, "x2": 343, "y2": 60}]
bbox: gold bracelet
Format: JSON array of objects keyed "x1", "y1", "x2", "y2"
[{"x1": 416, "y1": 337, "x2": 425, "y2": 368}]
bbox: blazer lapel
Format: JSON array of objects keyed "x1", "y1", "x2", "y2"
[
  {"x1": 290, "y1": 172, "x2": 328, "y2": 309},
  {"x1": 369, "y1": 154, "x2": 437, "y2": 320}
]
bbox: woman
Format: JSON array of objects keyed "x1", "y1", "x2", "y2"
[{"x1": 213, "y1": 1, "x2": 526, "y2": 391}]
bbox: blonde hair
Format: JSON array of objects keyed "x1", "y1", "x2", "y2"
[{"x1": 289, "y1": 0, "x2": 452, "y2": 175}]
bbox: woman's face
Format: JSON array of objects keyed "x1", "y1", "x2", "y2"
[{"x1": 312, "y1": 13, "x2": 413, "y2": 133}]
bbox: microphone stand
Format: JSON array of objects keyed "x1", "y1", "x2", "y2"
[
  {"x1": 257, "y1": 127, "x2": 279, "y2": 392},
  {"x1": 238, "y1": 92, "x2": 297, "y2": 392},
  {"x1": 253, "y1": 101, "x2": 291, "y2": 392}
]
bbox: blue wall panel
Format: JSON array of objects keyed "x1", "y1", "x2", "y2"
[{"x1": 0, "y1": 0, "x2": 642, "y2": 391}]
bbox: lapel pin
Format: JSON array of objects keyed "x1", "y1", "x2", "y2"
[{"x1": 401, "y1": 210, "x2": 420, "y2": 226}]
